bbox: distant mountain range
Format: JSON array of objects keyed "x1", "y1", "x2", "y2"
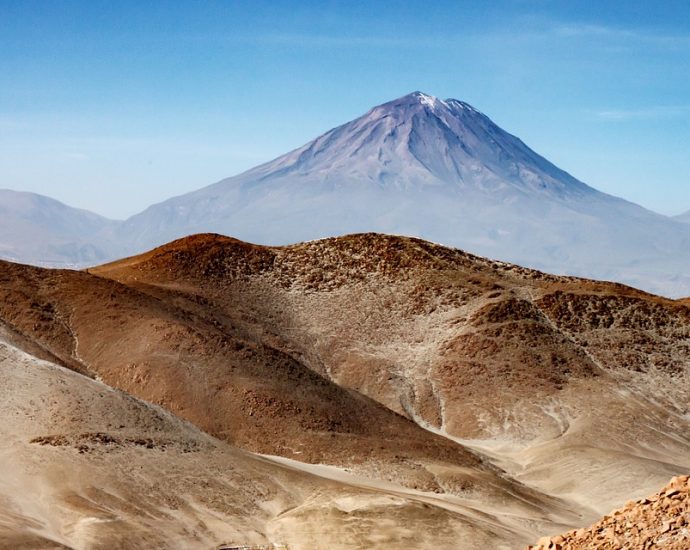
[
  {"x1": 0, "y1": 189, "x2": 123, "y2": 267},
  {"x1": 2, "y1": 91, "x2": 690, "y2": 296}
]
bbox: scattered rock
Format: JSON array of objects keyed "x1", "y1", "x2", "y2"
[{"x1": 528, "y1": 475, "x2": 690, "y2": 549}]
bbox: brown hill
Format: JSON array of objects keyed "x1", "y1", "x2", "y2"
[
  {"x1": 0, "y1": 331, "x2": 526, "y2": 549},
  {"x1": 0, "y1": 256, "x2": 488, "y2": 489},
  {"x1": 93, "y1": 232, "x2": 688, "y2": 435},
  {"x1": 0, "y1": 236, "x2": 585, "y2": 548},
  {"x1": 529, "y1": 475, "x2": 690, "y2": 549},
  {"x1": 91, "y1": 233, "x2": 690, "y2": 519},
  {"x1": 2, "y1": 232, "x2": 690, "y2": 547}
]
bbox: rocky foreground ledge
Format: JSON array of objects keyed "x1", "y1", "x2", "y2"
[{"x1": 529, "y1": 475, "x2": 690, "y2": 549}]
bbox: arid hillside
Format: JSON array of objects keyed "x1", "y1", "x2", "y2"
[
  {"x1": 92, "y1": 233, "x2": 690, "y2": 516},
  {"x1": 0, "y1": 255, "x2": 493, "y2": 492},
  {"x1": 1, "y1": 330, "x2": 543, "y2": 550},
  {"x1": 2, "y1": 232, "x2": 689, "y2": 548}
]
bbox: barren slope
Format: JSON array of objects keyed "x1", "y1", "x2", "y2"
[
  {"x1": 1, "y1": 331, "x2": 554, "y2": 550},
  {"x1": 3, "y1": 232, "x2": 689, "y2": 546},
  {"x1": 0, "y1": 260, "x2": 488, "y2": 489},
  {"x1": 93, "y1": 233, "x2": 690, "y2": 532},
  {"x1": 0, "y1": 246, "x2": 590, "y2": 550}
]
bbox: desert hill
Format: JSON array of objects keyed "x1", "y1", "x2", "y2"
[
  {"x1": 1, "y1": 330, "x2": 541, "y2": 550},
  {"x1": 0, "y1": 241, "x2": 588, "y2": 549},
  {"x1": 93, "y1": 233, "x2": 690, "y2": 516},
  {"x1": 2, "y1": 232, "x2": 690, "y2": 547},
  {"x1": 0, "y1": 256, "x2": 491, "y2": 489}
]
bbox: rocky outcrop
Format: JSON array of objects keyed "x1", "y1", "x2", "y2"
[{"x1": 529, "y1": 476, "x2": 690, "y2": 549}]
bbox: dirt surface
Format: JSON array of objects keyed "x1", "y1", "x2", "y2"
[{"x1": 1, "y1": 335, "x2": 542, "y2": 549}]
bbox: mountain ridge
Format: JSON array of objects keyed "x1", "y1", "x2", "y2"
[
  {"x1": 0, "y1": 189, "x2": 122, "y2": 266},
  {"x1": 231, "y1": 91, "x2": 594, "y2": 196}
]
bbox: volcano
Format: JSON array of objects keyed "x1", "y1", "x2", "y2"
[
  {"x1": 3, "y1": 92, "x2": 690, "y2": 296},
  {"x1": 120, "y1": 92, "x2": 690, "y2": 296}
]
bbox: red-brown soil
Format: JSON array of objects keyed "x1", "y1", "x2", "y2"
[
  {"x1": 92, "y1": 233, "x2": 690, "y2": 439},
  {"x1": 0, "y1": 255, "x2": 496, "y2": 496}
]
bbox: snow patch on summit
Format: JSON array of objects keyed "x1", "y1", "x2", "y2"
[{"x1": 415, "y1": 92, "x2": 447, "y2": 110}]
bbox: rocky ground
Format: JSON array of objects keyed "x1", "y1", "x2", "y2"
[{"x1": 529, "y1": 475, "x2": 690, "y2": 549}]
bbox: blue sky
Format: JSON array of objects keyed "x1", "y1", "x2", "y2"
[{"x1": 1, "y1": 1, "x2": 689, "y2": 219}]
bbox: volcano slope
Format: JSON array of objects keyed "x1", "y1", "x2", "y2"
[
  {"x1": 92, "y1": 234, "x2": 690, "y2": 527},
  {"x1": 118, "y1": 92, "x2": 690, "y2": 298}
]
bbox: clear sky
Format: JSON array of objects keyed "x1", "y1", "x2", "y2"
[{"x1": 1, "y1": 1, "x2": 689, "y2": 219}]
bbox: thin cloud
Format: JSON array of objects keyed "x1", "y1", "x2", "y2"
[
  {"x1": 187, "y1": 18, "x2": 690, "y2": 53},
  {"x1": 499, "y1": 16, "x2": 690, "y2": 50},
  {"x1": 551, "y1": 22, "x2": 690, "y2": 50},
  {"x1": 595, "y1": 106, "x2": 690, "y2": 120},
  {"x1": 193, "y1": 31, "x2": 438, "y2": 49},
  {"x1": 552, "y1": 23, "x2": 637, "y2": 38}
]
